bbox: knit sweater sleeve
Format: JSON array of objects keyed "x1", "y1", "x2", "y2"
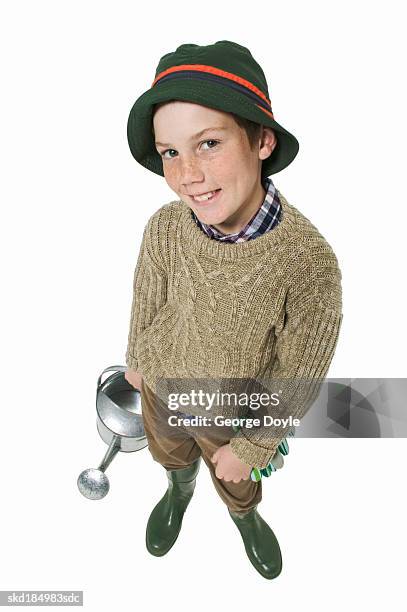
[
  {"x1": 125, "y1": 217, "x2": 168, "y2": 372},
  {"x1": 229, "y1": 250, "x2": 343, "y2": 469}
]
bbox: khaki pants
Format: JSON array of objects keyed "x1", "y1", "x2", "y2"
[{"x1": 140, "y1": 377, "x2": 262, "y2": 513}]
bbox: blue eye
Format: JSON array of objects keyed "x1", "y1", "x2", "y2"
[
  {"x1": 160, "y1": 149, "x2": 177, "y2": 159},
  {"x1": 159, "y1": 140, "x2": 220, "y2": 160},
  {"x1": 201, "y1": 139, "x2": 219, "y2": 150}
]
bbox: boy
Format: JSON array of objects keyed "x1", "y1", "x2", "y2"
[{"x1": 124, "y1": 40, "x2": 343, "y2": 580}]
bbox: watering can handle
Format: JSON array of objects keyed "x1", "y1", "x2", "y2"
[{"x1": 97, "y1": 365, "x2": 128, "y2": 390}]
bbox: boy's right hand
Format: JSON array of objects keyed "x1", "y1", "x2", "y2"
[{"x1": 125, "y1": 368, "x2": 143, "y2": 391}]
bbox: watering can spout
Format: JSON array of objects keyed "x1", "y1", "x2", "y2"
[{"x1": 98, "y1": 434, "x2": 121, "y2": 472}]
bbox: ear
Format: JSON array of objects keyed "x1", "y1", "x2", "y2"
[{"x1": 259, "y1": 126, "x2": 277, "y2": 161}]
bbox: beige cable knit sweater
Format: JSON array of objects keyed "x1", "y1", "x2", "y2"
[{"x1": 125, "y1": 190, "x2": 343, "y2": 468}]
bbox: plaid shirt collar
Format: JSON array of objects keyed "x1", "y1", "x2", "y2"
[{"x1": 190, "y1": 176, "x2": 281, "y2": 243}]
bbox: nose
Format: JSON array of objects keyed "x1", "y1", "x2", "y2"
[{"x1": 179, "y1": 156, "x2": 205, "y2": 187}]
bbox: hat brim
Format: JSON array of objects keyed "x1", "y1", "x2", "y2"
[{"x1": 127, "y1": 78, "x2": 299, "y2": 178}]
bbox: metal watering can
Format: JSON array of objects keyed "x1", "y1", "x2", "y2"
[{"x1": 77, "y1": 365, "x2": 148, "y2": 500}]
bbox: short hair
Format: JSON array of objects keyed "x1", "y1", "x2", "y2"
[{"x1": 229, "y1": 112, "x2": 263, "y2": 151}]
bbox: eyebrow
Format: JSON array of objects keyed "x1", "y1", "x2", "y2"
[{"x1": 155, "y1": 127, "x2": 227, "y2": 148}]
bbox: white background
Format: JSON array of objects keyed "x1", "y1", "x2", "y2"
[{"x1": 1, "y1": 0, "x2": 406, "y2": 610}]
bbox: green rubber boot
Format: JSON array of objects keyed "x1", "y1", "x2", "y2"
[
  {"x1": 228, "y1": 505, "x2": 283, "y2": 579},
  {"x1": 146, "y1": 457, "x2": 201, "y2": 557}
]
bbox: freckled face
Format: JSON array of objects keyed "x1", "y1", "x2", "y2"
[{"x1": 152, "y1": 101, "x2": 273, "y2": 231}]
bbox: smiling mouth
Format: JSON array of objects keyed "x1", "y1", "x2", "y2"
[{"x1": 190, "y1": 189, "x2": 222, "y2": 203}]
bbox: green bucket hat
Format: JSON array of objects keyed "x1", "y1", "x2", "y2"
[{"x1": 127, "y1": 40, "x2": 299, "y2": 178}]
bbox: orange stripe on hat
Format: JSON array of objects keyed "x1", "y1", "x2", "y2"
[
  {"x1": 255, "y1": 104, "x2": 274, "y2": 118},
  {"x1": 152, "y1": 63, "x2": 273, "y2": 111}
]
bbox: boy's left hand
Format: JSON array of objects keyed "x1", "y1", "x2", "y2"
[{"x1": 211, "y1": 443, "x2": 251, "y2": 483}]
